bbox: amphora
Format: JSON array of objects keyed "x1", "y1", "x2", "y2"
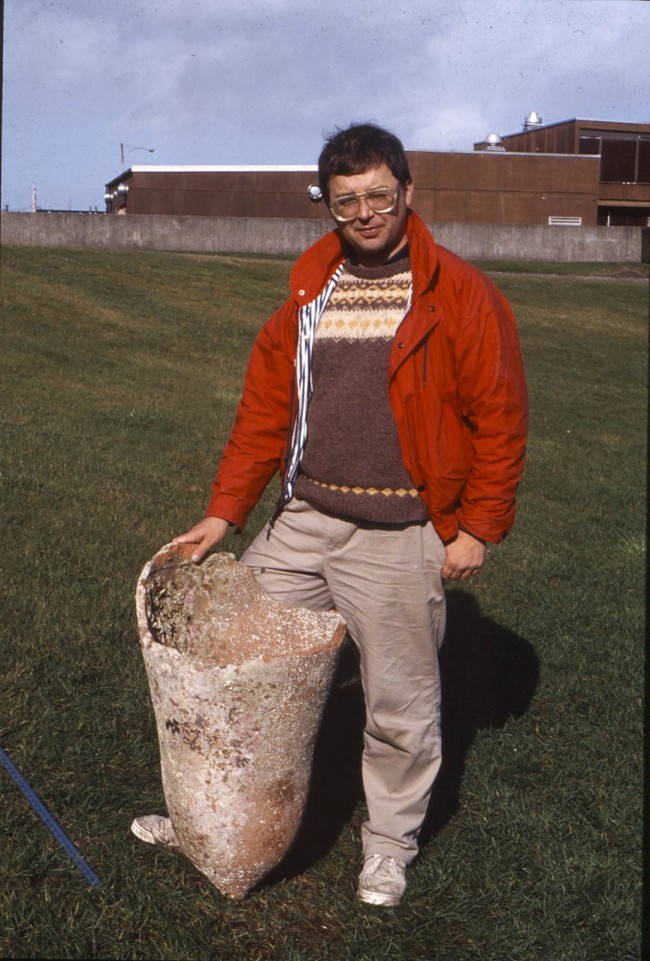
[{"x1": 136, "y1": 544, "x2": 346, "y2": 898}]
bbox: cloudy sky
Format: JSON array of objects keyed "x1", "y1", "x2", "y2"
[{"x1": 2, "y1": 0, "x2": 648, "y2": 211}]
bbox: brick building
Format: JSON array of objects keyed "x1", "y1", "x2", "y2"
[
  {"x1": 104, "y1": 116, "x2": 649, "y2": 227},
  {"x1": 475, "y1": 114, "x2": 650, "y2": 226}
]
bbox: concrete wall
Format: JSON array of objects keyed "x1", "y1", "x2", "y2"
[{"x1": 2, "y1": 211, "x2": 648, "y2": 262}]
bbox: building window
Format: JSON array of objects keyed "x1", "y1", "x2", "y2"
[
  {"x1": 637, "y1": 139, "x2": 650, "y2": 184},
  {"x1": 601, "y1": 139, "x2": 637, "y2": 183},
  {"x1": 597, "y1": 205, "x2": 650, "y2": 227},
  {"x1": 582, "y1": 129, "x2": 650, "y2": 184},
  {"x1": 579, "y1": 136, "x2": 600, "y2": 156}
]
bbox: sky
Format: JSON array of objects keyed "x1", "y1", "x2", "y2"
[{"x1": 2, "y1": 0, "x2": 648, "y2": 212}]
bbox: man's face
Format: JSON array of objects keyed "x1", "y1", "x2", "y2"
[{"x1": 327, "y1": 163, "x2": 413, "y2": 267}]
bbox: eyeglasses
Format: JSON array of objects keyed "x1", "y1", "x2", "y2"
[{"x1": 328, "y1": 184, "x2": 402, "y2": 223}]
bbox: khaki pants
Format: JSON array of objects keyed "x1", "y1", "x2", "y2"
[{"x1": 241, "y1": 498, "x2": 446, "y2": 864}]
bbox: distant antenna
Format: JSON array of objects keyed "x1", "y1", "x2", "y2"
[{"x1": 31, "y1": 183, "x2": 37, "y2": 213}]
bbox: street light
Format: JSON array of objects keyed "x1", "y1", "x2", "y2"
[{"x1": 120, "y1": 143, "x2": 155, "y2": 168}]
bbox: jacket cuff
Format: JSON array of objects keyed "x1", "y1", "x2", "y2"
[
  {"x1": 457, "y1": 524, "x2": 487, "y2": 545},
  {"x1": 205, "y1": 493, "x2": 249, "y2": 530}
]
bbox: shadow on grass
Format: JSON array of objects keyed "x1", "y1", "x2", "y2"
[
  {"x1": 421, "y1": 588, "x2": 540, "y2": 845},
  {"x1": 265, "y1": 588, "x2": 539, "y2": 884}
]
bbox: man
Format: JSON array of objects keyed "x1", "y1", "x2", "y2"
[{"x1": 132, "y1": 123, "x2": 528, "y2": 907}]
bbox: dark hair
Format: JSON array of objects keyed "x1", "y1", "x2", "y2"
[{"x1": 318, "y1": 123, "x2": 411, "y2": 204}]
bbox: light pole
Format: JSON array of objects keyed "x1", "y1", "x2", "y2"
[{"x1": 120, "y1": 143, "x2": 155, "y2": 168}]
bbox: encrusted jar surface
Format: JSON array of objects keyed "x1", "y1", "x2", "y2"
[{"x1": 136, "y1": 544, "x2": 346, "y2": 898}]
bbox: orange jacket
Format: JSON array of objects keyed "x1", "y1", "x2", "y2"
[{"x1": 206, "y1": 211, "x2": 528, "y2": 544}]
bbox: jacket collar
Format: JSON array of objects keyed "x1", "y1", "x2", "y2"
[{"x1": 289, "y1": 210, "x2": 440, "y2": 306}]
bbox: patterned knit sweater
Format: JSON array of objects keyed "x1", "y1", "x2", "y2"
[{"x1": 293, "y1": 252, "x2": 429, "y2": 524}]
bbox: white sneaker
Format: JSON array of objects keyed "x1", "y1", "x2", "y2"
[
  {"x1": 357, "y1": 855, "x2": 407, "y2": 907},
  {"x1": 130, "y1": 815, "x2": 179, "y2": 848}
]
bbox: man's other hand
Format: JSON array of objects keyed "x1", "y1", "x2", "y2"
[{"x1": 441, "y1": 529, "x2": 486, "y2": 581}]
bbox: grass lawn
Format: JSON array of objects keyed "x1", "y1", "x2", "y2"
[{"x1": 0, "y1": 247, "x2": 646, "y2": 960}]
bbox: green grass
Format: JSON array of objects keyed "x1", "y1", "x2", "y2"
[
  {"x1": 470, "y1": 260, "x2": 648, "y2": 279},
  {"x1": 1, "y1": 247, "x2": 645, "y2": 960}
]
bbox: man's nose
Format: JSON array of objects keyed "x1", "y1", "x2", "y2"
[{"x1": 357, "y1": 197, "x2": 374, "y2": 220}]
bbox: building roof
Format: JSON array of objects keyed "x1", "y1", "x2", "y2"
[
  {"x1": 106, "y1": 164, "x2": 319, "y2": 190},
  {"x1": 501, "y1": 117, "x2": 650, "y2": 137}
]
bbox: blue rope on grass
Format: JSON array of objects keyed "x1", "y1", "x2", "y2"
[{"x1": 0, "y1": 742, "x2": 102, "y2": 889}]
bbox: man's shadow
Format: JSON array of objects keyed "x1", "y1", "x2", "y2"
[
  {"x1": 421, "y1": 589, "x2": 539, "y2": 844},
  {"x1": 264, "y1": 588, "x2": 539, "y2": 883}
]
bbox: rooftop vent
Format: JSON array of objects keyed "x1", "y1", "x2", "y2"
[
  {"x1": 484, "y1": 133, "x2": 505, "y2": 151},
  {"x1": 523, "y1": 111, "x2": 543, "y2": 131}
]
